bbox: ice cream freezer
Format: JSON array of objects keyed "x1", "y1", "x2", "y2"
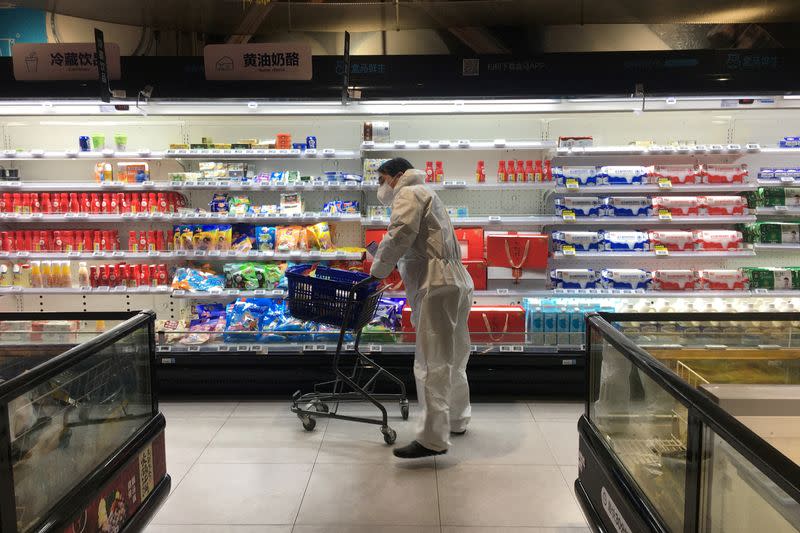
[
  {"x1": 575, "y1": 311, "x2": 800, "y2": 533},
  {"x1": 0, "y1": 310, "x2": 169, "y2": 533}
]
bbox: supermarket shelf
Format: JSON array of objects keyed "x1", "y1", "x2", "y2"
[
  {"x1": 362, "y1": 215, "x2": 558, "y2": 227},
  {"x1": 0, "y1": 180, "x2": 365, "y2": 192},
  {"x1": 361, "y1": 180, "x2": 556, "y2": 191},
  {"x1": 156, "y1": 342, "x2": 582, "y2": 355},
  {"x1": 753, "y1": 243, "x2": 800, "y2": 251},
  {"x1": 361, "y1": 140, "x2": 556, "y2": 151},
  {"x1": 552, "y1": 250, "x2": 756, "y2": 260},
  {"x1": 171, "y1": 288, "x2": 286, "y2": 299},
  {"x1": 554, "y1": 144, "x2": 759, "y2": 157},
  {"x1": 0, "y1": 212, "x2": 363, "y2": 224},
  {"x1": 554, "y1": 215, "x2": 756, "y2": 226},
  {"x1": 0, "y1": 148, "x2": 359, "y2": 160},
  {"x1": 554, "y1": 183, "x2": 757, "y2": 194},
  {"x1": 757, "y1": 179, "x2": 800, "y2": 187},
  {"x1": 0, "y1": 286, "x2": 171, "y2": 295},
  {"x1": 0, "y1": 250, "x2": 363, "y2": 261},
  {"x1": 755, "y1": 206, "x2": 800, "y2": 216}
]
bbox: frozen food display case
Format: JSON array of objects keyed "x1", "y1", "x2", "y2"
[
  {"x1": 576, "y1": 311, "x2": 800, "y2": 533},
  {"x1": 0, "y1": 311, "x2": 169, "y2": 533}
]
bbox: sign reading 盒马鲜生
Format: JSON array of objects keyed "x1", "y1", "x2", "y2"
[
  {"x1": 203, "y1": 43, "x2": 312, "y2": 81},
  {"x1": 12, "y1": 42, "x2": 121, "y2": 81}
]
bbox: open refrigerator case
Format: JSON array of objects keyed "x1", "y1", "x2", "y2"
[
  {"x1": 0, "y1": 311, "x2": 168, "y2": 533},
  {"x1": 577, "y1": 311, "x2": 800, "y2": 533}
]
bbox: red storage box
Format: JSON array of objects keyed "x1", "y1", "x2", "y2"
[
  {"x1": 454, "y1": 228, "x2": 484, "y2": 260},
  {"x1": 402, "y1": 305, "x2": 525, "y2": 344},
  {"x1": 463, "y1": 260, "x2": 487, "y2": 290},
  {"x1": 486, "y1": 232, "x2": 548, "y2": 269}
]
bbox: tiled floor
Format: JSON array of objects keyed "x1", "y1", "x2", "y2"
[{"x1": 146, "y1": 400, "x2": 588, "y2": 533}]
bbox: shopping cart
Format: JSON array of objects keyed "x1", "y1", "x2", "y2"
[{"x1": 287, "y1": 264, "x2": 408, "y2": 444}]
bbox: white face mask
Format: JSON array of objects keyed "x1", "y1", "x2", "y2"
[{"x1": 377, "y1": 182, "x2": 395, "y2": 205}]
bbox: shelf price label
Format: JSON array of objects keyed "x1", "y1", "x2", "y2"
[
  {"x1": 303, "y1": 344, "x2": 326, "y2": 352},
  {"x1": 657, "y1": 178, "x2": 673, "y2": 190},
  {"x1": 488, "y1": 215, "x2": 502, "y2": 222},
  {"x1": 564, "y1": 178, "x2": 579, "y2": 190},
  {"x1": 753, "y1": 288, "x2": 770, "y2": 294},
  {"x1": 561, "y1": 210, "x2": 577, "y2": 222},
  {"x1": 217, "y1": 345, "x2": 231, "y2": 352},
  {"x1": 654, "y1": 245, "x2": 669, "y2": 256},
  {"x1": 657, "y1": 209, "x2": 673, "y2": 221},
  {"x1": 496, "y1": 288, "x2": 510, "y2": 295},
  {"x1": 561, "y1": 245, "x2": 576, "y2": 256},
  {"x1": 367, "y1": 344, "x2": 383, "y2": 352},
  {"x1": 499, "y1": 344, "x2": 524, "y2": 353}
]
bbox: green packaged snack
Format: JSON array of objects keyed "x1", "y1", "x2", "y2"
[
  {"x1": 737, "y1": 223, "x2": 760, "y2": 243},
  {"x1": 761, "y1": 187, "x2": 800, "y2": 207},
  {"x1": 743, "y1": 190, "x2": 762, "y2": 209},
  {"x1": 758, "y1": 222, "x2": 800, "y2": 243},
  {"x1": 743, "y1": 267, "x2": 800, "y2": 290}
]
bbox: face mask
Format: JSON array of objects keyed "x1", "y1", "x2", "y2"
[{"x1": 377, "y1": 182, "x2": 395, "y2": 205}]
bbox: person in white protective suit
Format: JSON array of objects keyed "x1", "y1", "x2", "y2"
[{"x1": 368, "y1": 157, "x2": 474, "y2": 458}]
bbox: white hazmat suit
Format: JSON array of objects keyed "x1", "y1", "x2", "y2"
[{"x1": 370, "y1": 169, "x2": 474, "y2": 451}]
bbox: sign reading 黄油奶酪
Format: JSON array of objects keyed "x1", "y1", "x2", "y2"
[
  {"x1": 203, "y1": 43, "x2": 312, "y2": 80},
  {"x1": 12, "y1": 42, "x2": 121, "y2": 81}
]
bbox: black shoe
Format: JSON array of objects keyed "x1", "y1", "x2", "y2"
[
  {"x1": 450, "y1": 429, "x2": 467, "y2": 436},
  {"x1": 393, "y1": 440, "x2": 447, "y2": 459}
]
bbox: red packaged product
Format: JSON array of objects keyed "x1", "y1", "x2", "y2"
[
  {"x1": 52, "y1": 231, "x2": 63, "y2": 252},
  {"x1": 148, "y1": 264, "x2": 157, "y2": 286},
  {"x1": 99, "y1": 265, "x2": 110, "y2": 286},
  {"x1": 121, "y1": 193, "x2": 131, "y2": 213},
  {"x1": 402, "y1": 305, "x2": 525, "y2": 344},
  {"x1": 702, "y1": 164, "x2": 748, "y2": 184},
  {"x1": 132, "y1": 264, "x2": 141, "y2": 286},
  {"x1": 101, "y1": 193, "x2": 110, "y2": 213},
  {"x1": 703, "y1": 195, "x2": 747, "y2": 216},
  {"x1": 37, "y1": 231, "x2": 49, "y2": 252},
  {"x1": 40, "y1": 193, "x2": 51, "y2": 213},
  {"x1": 90, "y1": 193, "x2": 101, "y2": 214},
  {"x1": 140, "y1": 264, "x2": 151, "y2": 286},
  {"x1": 119, "y1": 264, "x2": 129, "y2": 286},
  {"x1": 165, "y1": 229, "x2": 175, "y2": 251},
  {"x1": 83, "y1": 231, "x2": 92, "y2": 252},
  {"x1": 14, "y1": 232, "x2": 23, "y2": 250},
  {"x1": 108, "y1": 264, "x2": 119, "y2": 287},
  {"x1": 130, "y1": 193, "x2": 140, "y2": 213},
  {"x1": 157, "y1": 264, "x2": 168, "y2": 286},
  {"x1": 166, "y1": 193, "x2": 176, "y2": 213},
  {"x1": 93, "y1": 231, "x2": 102, "y2": 252},
  {"x1": 0, "y1": 193, "x2": 9, "y2": 212},
  {"x1": 652, "y1": 270, "x2": 699, "y2": 291},
  {"x1": 102, "y1": 231, "x2": 111, "y2": 251},
  {"x1": 89, "y1": 266, "x2": 98, "y2": 288},
  {"x1": 30, "y1": 193, "x2": 40, "y2": 213},
  {"x1": 157, "y1": 193, "x2": 167, "y2": 213},
  {"x1": 453, "y1": 228, "x2": 485, "y2": 261},
  {"x1": 21, "y1": 193, "x2": 30, "y2": 214},
  {"x1": 64, "y1": 231, "x2": 75, "y2": 252},
  {"x1": 113, "y1": 193, "x2": 124, "y2": 213},
  {"x1": 698, "y1": 269, "x2": 748, "y2": 290},
  {"x1": 23, "y1": 230, "x2": 32, "y2": 251},
  {"x1": 649, "y1": 165, "x2": 699, "y2": 185},
  {"x1": 147, "y1": 193, "x2": 157, "y2": 213},
  {"x1": 485, "y1": 231, "x2": 548, "y2": 269},
  {"x1": 139, "y1": 232, "x2": 148, "y2": 252},
  {"x1": 648, "y1": 230, "x2": 695, "y2": 252},
  {"x1": 693, "y1": 230, "x2": 743, "y2": 251},
  {"x1": 129, "y1": 231, "x2": 137, "y2": 251},
  {"x1": 462, "y1": 259, "x2": 487, "y2": 290},
  {"x1": 80, "y1": 193, "x2": 90, "y2": 213},
  {"x1": 66, "y1": 193, "x2": 77, "y2": 213},
  {"x1": 651, "y1": 196, "x2": 702, "y2": 216},
  {"x1": 147, "y1": 231, "x2": 157, "y2": 252},
  {"x1": 155, "y1": 231, "x2": 165, "y2": 252}
]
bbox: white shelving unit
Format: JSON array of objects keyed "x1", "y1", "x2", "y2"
[
  {"x1": 0, "y1": 148, "x2": 359, "y2": 160},
  {"x1": 552, "y1": 250, "x2": 756, "y2": 260},
  {"x1": 0, "y1": 250, "x2": 363, "y2": 261},
  {"x1": 554, "y1": 183, "x2": 757, "y2": 194},
  {"x1": 361, "y1": 140, "x2": 555, "y2": 151},
  {"x1": 0, "y1": 212, "x2": 363, "y2": 224},
  {"x1": 0, "y1": 180, "x2": 364, "y2": 192}
]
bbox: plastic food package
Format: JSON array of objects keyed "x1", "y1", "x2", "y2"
[
  {"x1": 216, "y1": 225, "x2": 232, "y2": 252},
  {"x1": 554, "y1": 197, "x2": 602, "y2": 217},
  {"x1": 276, "y1": 226, "x2": 308, "y2": 252},
  {"x1": 227, "y1": 195, "x2": 251, "y2": 216},
  {"x1": 552, "y1": 166, "x2": 601, "y2": 186},
  {"x1": 224, "y1": 299, "x2": 272, "y2": 342},
  {"x1": 171, "y1": 267, "x2": 225, "y2": 292},
  {"x1": 603, "y1": 196, "x2": 652, "y2": 217},
  {"x1": 549, "y1": 269, "x2": 600, "y2": 289},
  {"x1": 600, "y1": 269, "x2": 652, "y2": 290},
  {"x1": 280, "y1": 193, "x2": 303, "y2": 215},
  {"x1": 551, "y1": 231, "x2": 601, "y2": 252},
  {"x1": 702, "y1": 195, "x2": 747, "y2": 215},
  {"x1": 192, "y1": 225, "x2": 219, "y2": 251},
  {"x1": 648, "y1": 230, "x2": 695, "y2": 252},
  {"x1": 307, "y1": 222, "x2": 333, "y2": 250},
  {"x1": 652, "y1": 270, "x2": 699, "y2": 291},
  {"x1": 649, "y1": 165, "x2": 700, "y2": 185},
  {"x1": 693, "y1": 230, "x2": 743, "y2": 251},
  {"x1": 702, "y1": 164, "x2": 748, "y2": 184},
  {"x1": 743, "y1": 267, "x2": 800, "y2": 290},
  {"x1": 651, "y1": 196, "x2": 702, "y2": 216},
  {"x1": 600, "y1": 231, "x2": 649, "y2": 252},
  {"x1": 256, "y1": 226, "x2": 277, "y2": 251},
  {"x1": 599, "y1": 166, "x2": 649, "y2": 185},
  {"x1": 209, "y1": 193, "x2": 228, "y2": 213},
  {"x1": 697, "y1": 269, "x2": 748, "y2": 290},
  {"x1": 174, "y1": 225, "x2": 195, "y2": 250},
  {"x1": 231, "y1": 224, "x2": 254, "y2": 252}
]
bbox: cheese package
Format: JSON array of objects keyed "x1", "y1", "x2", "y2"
[
  {"x1": 649, "y1": 165, "x2": 700, "y2": 185},
  {"x1": 698, "y1": 269, "x2": 748, "y2": 290},
  {"x1": 651, "y1": 196, "x2": 702, "y2": 216},
  {"x1": 600, "y1": 231, "x2": 649, "y2": 252},
  {"x1": 600, "y1": 269, "x2": 652, "y2": 290},
  {"x1": 693, "y1": 230, "x2": 743, "y2": 251},
  {"x1": 652, "y1": 270, "x2": 699, "y2": 291},
  {"x1": 551, "y1": 231, "x2": 601, "y2": 252},
  {"x1": 552, "y1": 166, "x2": 601, "y2": 186},
  {"x1": 599, "y1": 166, "x2": 649, "y2": 185},
  {"x1": 648, "y1": 230, "x2": 695, "y2": 251},
  {"x1": 550, "y1": 269, "x2": 600, "y2": 289},
  {"x1": 603, "y1": 196, "x2": 652, "y2": 217},
  {"x1": 702, "y1": 164, "x2": 748, "y2": 184},
  {"x1": 703, "y1": 195, "x2": 747, "y2": 215},
  {"x1": 743, "y1": 267, "x2": 800, "y2": 290},
  {"x1": 554, "y1": 196, "x2": 603, "y2": 217}
]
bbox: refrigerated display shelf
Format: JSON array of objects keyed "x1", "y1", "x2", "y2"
[
  {"x1": 554, "y1": 183, "x2": 757, "y2": 194},
  {"x1": 555, "y1": 144, "x2": 760, "y2": 156},
  {"x1": 0, "y1": 212, "x2": 363, "y2": 224},
  {"x1": 0, "y1": 286, "x2": 172, "y2": 294},
  {"x1": 757, "y1": 179, "x2": 800, "y2": 187},
  {"x1": 0, "y1": 250, "x2": 363, "y2": 261},
  {"x1": 171, "y1": 288, "x2": 286, "y2": 299},
  {"x1": 755, "y1": 206, "x2": 800, "y2": 216},
  {"x1": 365, "y1": 214, "x2": 756, "y2": 228},
  {"x1": 753, "y1": 243, "x2": 800, "y2": 251},
  {"x1": 361, "y1": 140, "x2": 555, "y2": 151},
  {"x1": 362, "y1": 215, "x2": 558, "y2": 227},
  {"x1": 552, "y1": 249, "x2": 756, "y2": 259},
  {"x1": 0, "y1": 148, "x2": 359, "y2": 160},
  {"x1": 156, "y1": 342, "x2": 582, "y2": 355},
  {"x1": 362, "y1": 180, "x2": 555, "y2": 191},
  {"x1": 0, "y1": 180, "x2": 365, "y2": 192}
]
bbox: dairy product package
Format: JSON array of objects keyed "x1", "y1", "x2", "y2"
[
  {"x1": 599, "y1": 166, "x2": 649, "y2": 185},
  {"x1": 603, "y1": 196, "x2": 652, "y2": 217},
  {"x1": 761, "y1": 187, "x2": 800, "y2": 207},
  {"x1": 526, "y1": 303, "x2": 544, "y2": 345},
  {"x1": 703, "y1": 195, "x2": 747, "y2": 215},
  {"x1": 552, "y1": 166, "x2": 601, "y2": 186},
  {"x1": 652, "y1": 269, "x2": 699, "y2": 291},
  {"x1": 697, "y1": 269, "x2": 748, "y2": 290},
  {"x1": 751, "y1": 222, "x2": 800, "y2": 244},
  {"x1": 551, "y1": 231, "x2": 601, "y2": 252},
  {"x1": 648, "y1": 230, "x2": 695, "y2": 251},
  {"x1": 550, "y1": 269, "x2": 600, "y2": 289},
  {"x1": 554, "y1": 196, "x2": 603, "y2": 217},
  {"x1": 601, "y1": 268, "x2": 652, "y2": 290},
  {"x1": 701, "y1": 164, "x2": 748, "y2": 184},
  {"x1": 743, "y1": 267, "x2": 800, "y2": 290},
  {"x1": 600, "y1": 230, "x2": 649, "y2": 252},
  {"x1": 651, "y1": 196, "x2": 702, "y2": 216},
  {"x1": 649, "y1": 165, "x2": 700, "y2": 185},
  {"x1": 693, "y1": 230, "x2": 743, "y2": 251}
]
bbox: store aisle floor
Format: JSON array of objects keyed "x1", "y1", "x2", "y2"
[{"x1": 146, "y1": 400, "x2": 589, "y2": 533}]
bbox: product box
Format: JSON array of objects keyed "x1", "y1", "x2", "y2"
[
  {"x1": 485, "y1": 232, "x2": 548, "y2": 269},
  {"x1": 755, "y1": 222, "x2": 800, "y2": 244},
  {"x1": 463, "y1": 259, "x2": 487, "y2": 290},
  {"x1": 761, "y1": 187, "x2": 800, "y2": 207},
  {"x1": 648, "y1": 230, "x2": 695, "y2": 251},
  {"x1": 703, "y1": 195, "x2": 747, "y2": 215},
  {"x1": 603, "y1": 196, "x2": 652, "y2": 217},
  {"x1": 558, "y1": 136, "x2": 593, "y2": 148},
  {"x1": 702, "y1": 164, "x2": 748, "y2": 184},
  {"x1": 600, "y1": 231, "x2": 649, "y2": 252},
  {"x1": 601, "y1": 269, "x2": 652, "y2": 290},
  {"x1": 693, "y1": 230, "x2": 743, "y2": 251},
  {"x1": 649, "y1": 165, "x2": 700, "y2": 185},
  {"x1": 698, "y1": 269, "x2": 748, "y2": 290},
  {"x1": 454, "y1": 228, "x2": 485, "y2": 260},
  {"x1": 652, "y1": 270, "x2": 699, "y2": 291},
  {"x1": 487, "y1": 267, "x2": 547, "y2": 289},
  {"x1": 651, "y1": 196, "x2": 702, "y2": 216},
  {"x1": 743, "y1": 267, "x2": 800, "y2": 290},
  {"x1": 550, "y1": 269, "x2": 600, "y2": 289},
  {"x1": 402, "y1": 305, "x2": 526, "y2": 344},
  {"x1": 552, "y1": 166, "x2": 601, "y2": 186},
  {"x1": 599, "y1": 166, "x2": 649, "y2": 185},
  {"x1": 554, "y1": 196, "x2": 603, "y2": 217},
  {"x1": 551, "y1": 231, "x2": 601, "y2": 252}
]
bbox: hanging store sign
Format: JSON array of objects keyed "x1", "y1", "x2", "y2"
[
  {"x1": 12, "y1": 42, "x2": 121, "y2": 81},
  {"x1": 203, "y1": 43, "x2": 312, "y2": 81}
]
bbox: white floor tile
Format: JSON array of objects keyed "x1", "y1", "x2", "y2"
[
  {"x1": 167, "y1": 462, "x2": 193, "y2": 493},
  {"x1": 538, "y1": 421, "x2": 580, "y2": 466},
  {"x1": 442, "y1": 528, "x2": 590, "y2": 533},
  {"x1": 154, "y1": 463, "x2": 312, "y2": 525},
  {"x1": 325, "y1": 400, "x2": 416, "y2": 420},
  {"x1": 466, "y1": 402, "x2": 535, "y2": 420},
  {"x1": 316, "y1": 419, "x2": 430, "y2": 465},
  {"x1": 528, "y1": 402, "x2": 585, "y2": 421},
  {"x1": 161, "y1": 401, "x2": 238, "y2": 419},
  {"x1": 147, "y1": 526, "x2": 291, "y2": 533},
  {"x1": 559, "y1": 464, "x2": 580, "y2": 487},
  {"x1": 231, "y1": 400, "x2": 295, "y2": 418},
  {"x1": 436, "y1": 420, "x2": 556, "y2": 467},
  {"x1": 198, "y1": 417, "x2": 326, "y2": 464},
  {"x1": 296, "y1": 463, "x2": 439, "y2": 526},
  {"x1": 437, "y1": 465, "x2": 586, "y2": 528},
  {"x1": 164, "y1": 417, "x2": 227, "y2": 465},
  {"x1": 294, "y1": 527, "x2": 440, "y2": 533}
]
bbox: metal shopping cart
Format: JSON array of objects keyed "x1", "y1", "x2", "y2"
[{"x1": 287, "y1": 264, "x2": 408, "y2": 444}]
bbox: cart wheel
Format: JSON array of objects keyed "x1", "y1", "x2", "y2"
[
  {"x1": 400, "y1": 400, "x2": 409, "y2": 420},
  {"x1": 314, "y1": 402, "x2": 330, "y2": 413},
  {"x1": 382, "y1": 427, "x2": 397, "y2": 445},
  {"x1": 300, "y1": 415, "x2": 317, "y2": 431}
]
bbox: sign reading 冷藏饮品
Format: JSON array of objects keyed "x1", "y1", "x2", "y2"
[
  {"x1": 12, "y1": 42, "x2": 121, "y2": 81},
  {"x1": 203, "y1": 43, "x2": 312, "y2": 81}
]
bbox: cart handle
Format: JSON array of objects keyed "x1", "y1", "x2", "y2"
[{"x1": 353, "y1": 275, "x2": 379, "y2": 289}]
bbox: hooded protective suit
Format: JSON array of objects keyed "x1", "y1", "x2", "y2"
[{"x1": 370, "y1": 169, "x2": 474, "y2": 451}]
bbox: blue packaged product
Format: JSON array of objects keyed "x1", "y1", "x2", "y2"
[
  {"x1": 552, "y1": 231, "x2": 601, "y2": 252},
  {"x1": 603, "y1": 196, "x2": 653, "y2": 217},
  {"x1": 527, "y1": 304, "x2": 544, "y2": 345},
  {"x1": 209, "y1": 193, "x2": 228, "y2": 213},
  {"x1": 269, "y1": 171, "x2": 284, "y2": 182},
  {"x1": 554, "y1": 197, "x2": 603, "y2": 217},
  {"x1": 341, "y1": 200, "x2": 360, "y2": 214},
  {"x1": 324, "y1": 171, "x2": 345, "y2": 182},
  {"x1": 556, "y1": 306, "x2": 571, "y2": 345},
  {"x1": 306, "y1": 136, "x2": 317, "y2": 149},
  {"x1": 550, "y1": 269, "x2": 600, "y2": 289},
  {"x1": 274, "y1": 318, "x2": 315, "y2": 343},
  {"x1": 542, "y1": 304, "x2": 559, "y2": 345},
  {"x1": 344, "y1": 173, "x2": 363, "y2": 183},
  {"x1": 601, "y1": 268, "x2": 652, "y2": 290},
  {"x1": 553, "y1": 166, "x2": 601, "y2": 186},
  {"x1": 255, "y1": 226, "x2": 276, "y2": 251},
  {"x1": 599, "y1": 166, "x2": 649, "y2": 185},
  {"x1": 224, "y1": 299, "x2": 270, "y2": 342},
  {"x1": 600, "y1": 230, "x2": 649, "y2": 252},
  {"x1": 780, "y1": 136, "x2": 800, "y2": 148}
]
